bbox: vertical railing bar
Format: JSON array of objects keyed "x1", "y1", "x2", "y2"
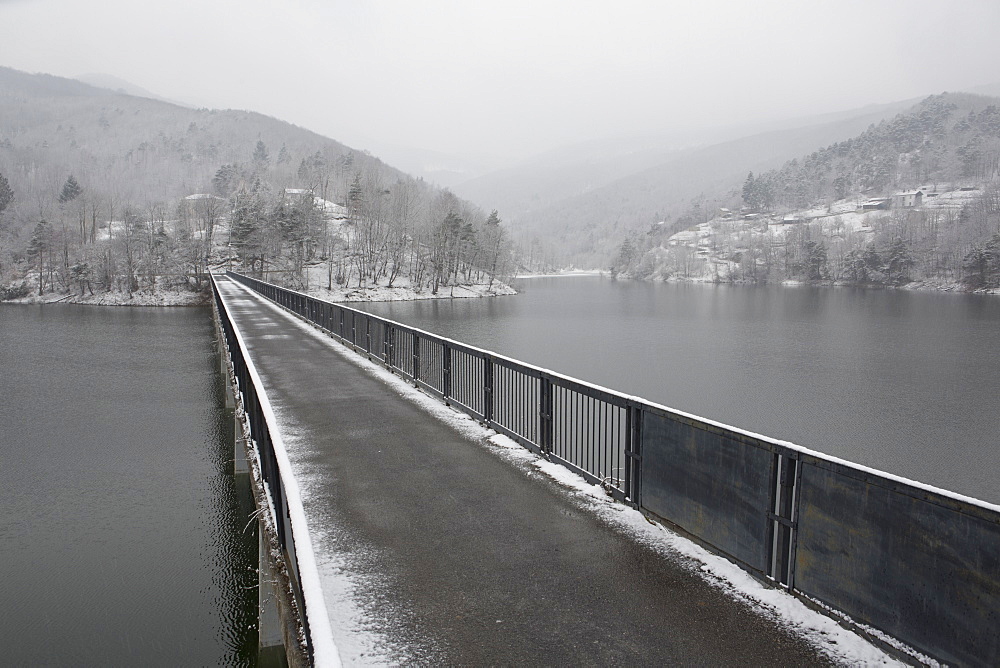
[
  {"x1": 484, "y1": 355, "x2": 494, "y2": 425},
  {"x1": 412, "y1": 333, "x2": 420, "y2": 383},
  {"x1": 442, "y1": 343, "x2": 452, "y2": 403},
  {"x1": 787, "y1": 458, "x2": 803, "y2": 590}
]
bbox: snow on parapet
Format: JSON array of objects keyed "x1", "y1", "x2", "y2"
[{"x1": 213, "y1": 278, "x2": 342, "y2": 667}]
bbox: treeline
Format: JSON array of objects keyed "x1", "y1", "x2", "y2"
[
  {"x1": 1, "y1": 169, "x2": 225, "y2": 298},
  {"x1": 220, "y1": 157, "x2": 514, "y2": 294},
  {"x1": 0, "y1": 156, "x2": 516, "y2": 299}
]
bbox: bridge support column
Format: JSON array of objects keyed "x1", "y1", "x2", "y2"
[
  {"x1": 258, "y1": 529, "x2": 286, "y2": 664},
  {"x1": 234, "y1": 413, "x2": 249, "y2": 476}
]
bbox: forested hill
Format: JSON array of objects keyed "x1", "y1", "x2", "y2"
[
  {"x1": 614, "y1": 92, "x2": 1000, "y2": 291},
  {"x1": 0, "y1": 66, "x2": 388, "y2": 205},
  {"x1": 741, "y1": 93, "x2": 1000, "y2": 211},
  {"x1": 0, "y1": 67, "x2": 516, "y2": 301}
]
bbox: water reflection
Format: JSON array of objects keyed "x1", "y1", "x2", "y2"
[{"x1": 0, "y1": 305, "x2": 258, "y2": 665}]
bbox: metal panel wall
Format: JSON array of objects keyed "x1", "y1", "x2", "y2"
[
  {"x1": 795, "y1": 460, "x2": 1000, "y2": 666},
  {"x1": 640, "y1": 410, "x2": 773, "y2": 572}
]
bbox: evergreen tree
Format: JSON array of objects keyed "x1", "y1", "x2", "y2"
[
  {"x1": 58, "y1": 175, "x2": 82, "y2": 204},
  {"x1": 843, "y1": 249, "x2": 869, "y2": 283},
  {"x1": 863, "y1": 246, "x2": 883, "y2": 276},
  {"x1": 347, "y1": 173, "x2": 364, "y2": 223},
  {"x1": 884, "y1": 238, "x2": 915, "y2": 285},
  {"x1": 253, "y1": 140, "x2": 270, "y2": 167},
  {"x1": 26, "y1": 220, "x2": 52, "y2": 294},
  {"x1": 833, "y1": 175, "x2": 850, "y2": 200},
  {"x1": 212, "y1": 164, "x2": 240, "y2": 197},
  {"x1": 742, "y1": 172, "x2": 755, "y2": 208},
  {"x1": 0, "y1": 172, "x2": 13, "y2": 216},
  {"x1": 611, "y1": 236, "x2": 637, "y2": 275},
  {"x1": 803, "y1": 240, "x2": 829, "y2": 281},
  {"x1": 962, "y1": 234, "x2": 1000, "y2": 289},
  {"x1": 277, "y1": 144, "x2": 290, "y2": 165},
  {"x1": 741, "y1": 171, "x2": 773, "y2": 212}
]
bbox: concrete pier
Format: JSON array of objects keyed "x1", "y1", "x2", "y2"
[{"x1": 258, "y1": 530, "x2": 285, "y2": 663}]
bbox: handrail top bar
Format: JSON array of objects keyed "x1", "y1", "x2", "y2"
[{"x1": 225, "y1": 271, "x2": 1000, "y2": 516}]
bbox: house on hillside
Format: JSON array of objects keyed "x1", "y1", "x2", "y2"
[
  {"x1": 860, "y1": 197, "x2": 891, "y2": 211},
  {"x1": 891, "y1": 191, "x2": 923, "y2": 208},
  {"x1": 283, "y1": 188, "x2": 314, "y2": 204}
]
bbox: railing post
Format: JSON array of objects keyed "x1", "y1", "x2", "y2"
[
  {"x1": 625, "y1": 404, "x2": 643, "y2": 509},
  {"x1": 383, "y1": 323, "x2": 393, "y2": 367},
  {"x1": 539, "y1": 377, "x2": 553, "y2": 457},
  {"x1": 483, "y1": 356, "x2": 494, "y2": 425},
  {"x1": 442, "y1": 343, "x2": 452, "y2": 402},
  {"x1": 412, "y1": 333, "x2": 421, "y2": 383},
  {"x1": 768, "y1": 452, "x2": 801, "y2": 588},
  {"x1": 365, "y1": 318, "x2": 372, "y2": 356}
]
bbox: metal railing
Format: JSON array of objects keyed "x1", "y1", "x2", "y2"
[
  {"x1": 225, "y1": 270, "x2": 1000, "y2": 667},
  {"x1": 212, "y1": 277, "x2": 313, "y2": 663},
  {"x1": 228, "y1": 271, "x2": 638, "y2": 504}
]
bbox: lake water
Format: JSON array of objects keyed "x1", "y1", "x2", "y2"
[
  {"x1": 359, "y1": 276, "x2": 1000, "y2": 505},
  {"x1": 0, "y1": 305, "x2": 257, "y2": 666}
]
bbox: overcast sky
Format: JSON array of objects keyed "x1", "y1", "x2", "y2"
[{"x1": 3, "y1": 0, "x2": 1000, "y2": 162}]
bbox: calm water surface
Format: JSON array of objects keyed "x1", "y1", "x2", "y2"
[
  {"x1": 0, "y1": 305, "x2": 257, "y2": 666},
  {"x1": 360, "y1": 277, "x2": 1000, "y2": 504}
]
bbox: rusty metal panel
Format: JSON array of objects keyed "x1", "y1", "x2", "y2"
[
  {"x1": 640, "y1": 411, "x2": 772, "y2": 572},
  {"x1": 795, "y1": 461, "x2": 1000, "y2": 666}
]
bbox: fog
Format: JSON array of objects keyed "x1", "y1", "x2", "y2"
[{"x1": 4, "y1": 0, "x2": 1000, "y2": 164}]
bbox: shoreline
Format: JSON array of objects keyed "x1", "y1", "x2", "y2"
[
  {"x1": 616, "y1": 273, "x2": 999, "y2": 296},
  {"x1": 7, "y1": 272, "x2": 995, "y2": 307},
  {"x1": 514, "y1": 270, "x2": 605, "y2": 279},
  {"x1": 3, "y1": 279, "x2": 519, "y2": 307}
]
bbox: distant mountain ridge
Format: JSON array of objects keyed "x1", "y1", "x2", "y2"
[
  {"x1": 452, "y1": 97, "x2": 922, "y2": 266},
  {"x1": 0, "y1": 65, "x2": 408, "y2": 206},
  {"x1": 74, "y1": 73, "x2": 194, "y2": 108}
]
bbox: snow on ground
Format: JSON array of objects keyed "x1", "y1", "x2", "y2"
[
  {"x1": 10, "y1": 287, "x2": 208, "y2": 306},
  {"x1": 798, "y1": 200, "x2": 861, "y2": 218},
  {"x1": 296, "y1": 263, "x2": 516, "y2": 303},
  {"x1": 315, "y1": 197, "x2": 349, "y2": 218},
  {"x1": 514, "y1": 269, "x2": 605, "y2": 279},
  {"x1": 235, "y1": 282, "x2": 916, "y2": 667},
  {"x1": 921, "y1": 187, "x2": 981, "y2": 210}
]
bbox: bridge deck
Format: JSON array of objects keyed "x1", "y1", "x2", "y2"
[{"x1": 216, "y1": 276, "x2": 829, "y2": 665}]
